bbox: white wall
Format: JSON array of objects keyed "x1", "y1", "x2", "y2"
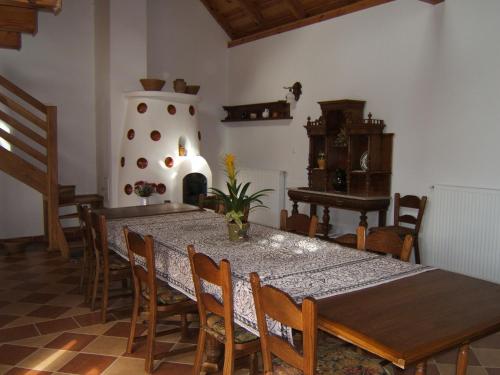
[
  {"x1": 147, "y1": 0, "x2": 229, "y2": 184},
  {"x1": 0, "y1": 0, "x2": 95, "y2": 238},
  {"x1": 224, "y1": 0, "x2": 500, "y2": 245}
]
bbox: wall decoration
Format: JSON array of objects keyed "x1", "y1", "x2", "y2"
[
  {"x1": 150, "y1": 130, "x2": 161, "y2": 141},
  {"x1": 127, "y1": 129, "x2": 135, "y2": 140},
  {"x1": 120, "y1": 157, "x2": 125, "y2": 167},
  {"x1": 124, "y1": 184, "x2": 133, "y2": 195},
  {"x1": 137, "y1": 157, "x2": 148, "y2": 169},
  {"x1": 189, "y1": 105, "x2": 196, "y2": 116},
  {"x1": 168, "y1": 104, "x2": 176, "y2": 115},
  {"x1": 137, "y1": 103, "x2": 148, "y2": 113}
]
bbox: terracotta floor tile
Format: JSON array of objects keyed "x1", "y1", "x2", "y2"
[
  {"x1": 0, "y1": 300, "x2": 10, "y2": 308},
  {"x1": 47, "y1": 294, "x2": 85, "y2": 308},
  {"x1": 0, "y1": 344, "x2": 38, "y2": 366},
  {"x1": 0, "y1": 314, "x2": 19, "y2": 328},
  {"x1": 37, "y1": 284, "x2": 76, "y2": 294},
  {"x1": 11, "y1": 333, "x2": 60, "y2": 348},
  {"x1": 103, "y1": 322, "x2": 147, "y2": 338},
  {"x1": 48, "y1": 268, "x2": 76, "y2": 275},
  {"x1": 5, "y1": 368, "x2": 53, "y2": 375},
  {"x1": 162, "y1": 342, "x2": 196, "y2": 365},
  {"x1": 437, "y1": 364, "x2": 488, "y2": 375},
  {"x1": 80, "y1": 335, "x2": 128, "y2": 356},
  {"x1": 472, "y1": 333, "x2": 500, "y2": 350},
  {"x1": 17, "y1": 348, "x2": 77, "y2": 372},
  {"x1": 58, "y1": 307, "x2": 92, "y2": 319},
  {"x1": 4, "y1": 272, "x2": 40, "y2": 281},
  {"x1": 124, "y1": 340, "x2": 174, "y2": 359},
  {"x1": 36, "y1": 317, "x2": 79, "y2": 335},
  {"x1": 0, "y1": 324, "x2": 39, "y2": 343},
  {"x1": 73, "y1": 312, "x2": 108, "y2": 327},
  {"x1": 473, "y1": 348, "x2": 500, "y2": 367},
  {"x1": 56, "y1": 276, "x2": 80, "y2": 285},
  {"x1": 154, "y1": 361, "x2": 194, "y2": 375},
  {"x1": 58, "y1": 353, "x2": 116, "y2": 374},
  {"x1": 0, "y1": 302, "x2": 41, "y2": 316},
  {"x1": 0, "y1": 290, "x2": 31, "y2": 302},
  {"x1": 12, "y1": 282, "x2": 49, "y2": 292},
  {"x1": 27, "y1": 306, "x2": 71, "y2": 319},
  {"x1": 66, "y1": 286, "x2": 83, "y2": 295},
  {"x1": 44, "y1": 332, "x2": 97, "y2": 351},
  {"x1": 486, "y1": 369, "x2": 500, "y2": 375},
  {"x1": 0, "y1": 364, "x2": 12, "y2": 373},
  {"x1": 3, "y1": 316, "x2": 50, "y2": 329},
  {"x1": 99, "y1": 356, "x2": 145, "y2": 375},
  {"x1": 19, "y1": 294, "x2": 58, "y2": 305}
]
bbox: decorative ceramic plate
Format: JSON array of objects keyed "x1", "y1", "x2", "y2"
[{"x1": 360, "y1": 151, "x2": 368, "y2": 171}]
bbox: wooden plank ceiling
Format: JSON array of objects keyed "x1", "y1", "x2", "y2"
[
  {"x1": 0, "y1": 0, "x2": 61, "y2": 50},
  {"x1": 201, "y1": 0, "x2": 444, "y2": 47}
]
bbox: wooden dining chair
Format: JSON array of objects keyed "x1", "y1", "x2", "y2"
[
  {"x1": 123, "y1": 228, "x2": 198, "y2": 374},
  {"x1": 250, "y1": 272, "x2": 386, "y2": 375},
  {"x1": 77, "y1": 204, "x2": 95, "y2": 303},
  {"x1": 357, "y1": 226, "x2": 414, "y2": 262},
  {"x1": 88, "y1": 211, "x2": 132, "y2": 322},
  {"x1": 198, "y1": 193, "x2": 224, "y2": 214},
  {"x1": 280, "y1": 209, "x2": 318, "y2": 238},
  {"x1": 371, "y1": 193, "x2": 427, "y2": 263},
  {"x1": 188, "y1": 245, "x2": 260, "y2": 375}
]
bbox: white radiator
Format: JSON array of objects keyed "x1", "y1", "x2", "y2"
[{"x1": 425, "y1": 184, "x2": 500, "y2": 283}]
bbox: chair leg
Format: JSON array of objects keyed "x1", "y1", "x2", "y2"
[
  {"x1": 127, "y1": 281, "x2": 141, "y2": 354},
  {"x1": 193, "y1": 328, "x2": 206, "y2": 375},
  {"x1": 249, "y1": 352, "x2": 258, "y2": 375},
  {"x1": 85, "y1": 258, "x2": 94, "y2": 304},
  {"x1": 414, "y1": 236, "x2": 421, "y2": 264},
  {"x1": 79, "y1": 251, "x2": 87, "y2": 292},
  {"x1": 91, "y1": 260, "x2": 100, "y2": 311},
  {"x1": 145, "y1": 309, "x2": 157, "y2": 373},
  {"x1": 180, "y1": 313, "x2": 189, "y2": 340},
  {"x1": 101, "y1": 268, "x2": 109, "y2": 323}
]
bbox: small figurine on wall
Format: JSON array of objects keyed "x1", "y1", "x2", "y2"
[{"x1": 317, "y1": 152, "x2": 326, "y2": 169}]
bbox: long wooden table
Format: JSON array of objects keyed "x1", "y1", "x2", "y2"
[{"x1": 100, "y1": 203, "x2": 500, "y2": 374}]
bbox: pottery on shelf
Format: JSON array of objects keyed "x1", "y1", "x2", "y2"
[
  {"x1": 173, "y1": 79, "x2": 187, "y2": 93},
  {"x1": 140, "y1": 79, "x2": 165, "y2": 91},
  {"x1": 185, "y1": 85, "x2": 200, "y2": 95},
  {"x1": 262, "y1": 108, "x2": 270, "y2": 118}
]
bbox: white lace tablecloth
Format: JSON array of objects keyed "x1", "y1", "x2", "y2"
[{"x1": 107, "y1": 210, "x2": 433, "y2": 338}]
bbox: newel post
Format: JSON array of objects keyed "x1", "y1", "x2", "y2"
[{"x1": 46, "y1": 106, "x2": 61, "y2": 255}]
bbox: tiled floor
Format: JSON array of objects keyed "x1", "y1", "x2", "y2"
[{"x1": 0, "y1": 243, "x2": 499, "y2": 375}]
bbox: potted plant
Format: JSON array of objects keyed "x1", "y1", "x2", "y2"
[
  {"x1": 317, "y1": 152, "x2": 326, "y2": 169},
  {"x1": 134, "y1": 181, "x2": 157, "y2": 205},
  {"x1": 210, "y1": 154, "x2": 273, "y2": 241}
]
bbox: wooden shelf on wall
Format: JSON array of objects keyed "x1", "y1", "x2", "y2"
[{"x1": 222, "y1": 100, "x2": 292, "y2": 122}]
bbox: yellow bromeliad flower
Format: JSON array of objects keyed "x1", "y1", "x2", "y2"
[{"x1": 224, "y1": 153, "x2": 236, "y2": 184}]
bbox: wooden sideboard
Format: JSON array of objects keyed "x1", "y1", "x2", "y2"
[{"x1": 288, "y1": 187, "x2": 390, "y2": 238}]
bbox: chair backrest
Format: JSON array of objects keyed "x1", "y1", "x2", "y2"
[
  {"x1": 77, "y1": 204, "x2": 92, "y2": 255},
  {"x1": 394, "y1": 193, "x2": 428, "y2": 234},
  {"x1": 250, "y1": 272, "x2": 317, "y2": 375},
  {"x1": 280, "y1": 209, "x2": 318, "y2": 238},
  {"x1": 356, "y1": 226, "x2": 414, "y2": 262},
  {"x1": 187, "y1": 245, "x2": 236, "y2": 344},
  {"x1": 198, "y1": 194, "x2": 224, "y2": 214},
  {"x1": 123, "y1": 227, "x2": 157, "y2": 308},
  {"x1": 90, "y1": 211, "x2": 111, "y2": 268}
]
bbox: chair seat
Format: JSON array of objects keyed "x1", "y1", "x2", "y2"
[
  {"x1": 205, "y1": 314, "x2": 259, "y2": 344},
  {"x1": 273, "y1": 333, "x2": 386, "y2": 375},
  {"x1": 142, "y1": 286, "x2": 189, "y2": 305}
]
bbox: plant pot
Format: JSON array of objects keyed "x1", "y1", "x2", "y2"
[
  {"x1": 140, "y1": 197, "x2": 150, "y2": 206},
  {"x1": 227, "y1": 222, "x2": 250, "y2": 241},
  {"x1": 317, "y1": 159, "x2": 326, "y2": 169}
]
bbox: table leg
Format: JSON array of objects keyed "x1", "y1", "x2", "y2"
[
  {"x1": 378, "y1": 209, "x2": 387, "y2": 226},
  {"x1": 415, "y1": 361, "x2": 426, "y2": 375},
  {"x1": 359, "y1": 211, "x2": 368, "y2": 227},
  {"x1": 456, "y1": 344, "x2": 469, "y2": 375},
  {"x1": 292, "y1": 200, "x2": 299, "y2": 215},
  {"x1": 203, "y1": 335, "x2": 223, "y2": 373},
  {"x1": 310, "y1": 204, "x2": 317, "y2": 218},
  {"x1": 322, "y1": 206, "x2": 330, "y2": 238}
]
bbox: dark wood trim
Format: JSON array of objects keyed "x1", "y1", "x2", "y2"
[
  {"x1": 0, "y1": 110, "x2": 47, "y2": 147},
  {"x1": 235, "y1": 0, "x2": 264, "y2": 25},
  {"x1": 0, "y1": 92, "x2": 47, "y2": 130},
  {"x1": 0, "y1": 30, "x2": 20, "y2": 49},
  {"x1": 0, "y1": 74, "x2": 48, "y2": 113},
  {"x1": 0, "y1": 126, "x2": 47, "y2": 164},
  {"x1": 0, "y1": 146, "x2": 47, "y2": 194},
  {"x1": 228, "y1": 0, "x2": 394, "y2": 47},
  {"x1": 283, "y1": 0, "x2": 306, "y2": 19},
  {"x1": 199, "y1": 0, "x2": 235, "y2": 39},
  {"x1": 0, "y1": 0, "x2": 61, "y2": 13},
  {"x1": 0, "y1": 4, "x2": 37, "y2": 34},
  {"x1": 418, "y1": 0, "x2": 444, "y2": 4}
]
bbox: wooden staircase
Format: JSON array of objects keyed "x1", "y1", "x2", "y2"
[
  {"x1": 0, "y1": 73, "x2": 101, "y2": 258},
  {"x1": 0, "y1": 0, "x2": 61, "y2": 50}
]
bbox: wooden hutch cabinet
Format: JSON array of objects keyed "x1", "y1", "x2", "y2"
[{"x1": 289, "y1": 99, "x2": 394, "y2": 237}]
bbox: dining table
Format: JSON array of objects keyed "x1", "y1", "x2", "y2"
[{"x1": 97, "y1": 203, "x2": 500, "y2": 375}]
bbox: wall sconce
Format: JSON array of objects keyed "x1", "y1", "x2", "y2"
[{"x1": 284, "y1": 82, "x2": 302, "y2": 103}]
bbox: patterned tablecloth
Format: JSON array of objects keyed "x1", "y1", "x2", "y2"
[{"x1": 107, "y1": 210, "x2": 434, "y2": 337}]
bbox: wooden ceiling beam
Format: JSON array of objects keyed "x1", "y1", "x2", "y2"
[
  {"x1": 283, "y1": 0, "x2": 306, "y2": 19},
  {"x1": 0, "y1": 0, "x2": 61, "y2": 13},
  {"x1": 417, "y1": 0, "x2": 444, "y2": 4},
  {"x1": 0, "y1": 4, "x2": 37, "y2": 34},
  {"x1": 229, "y1": 0, "x2": 395, "y2": 47},
  {"x1": 235, "y1": 0, "x2": 264, "y2": 25},
  {"x1": 0, "y1": 30, "x2": 21, "y2": 49},
  {"x1": 199, "y1": 0, "x2": 235, "y2": 39}
]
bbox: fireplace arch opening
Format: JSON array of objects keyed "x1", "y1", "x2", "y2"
[{"x1": 183, "y1": 173, "x2": 207, "y2": 206}]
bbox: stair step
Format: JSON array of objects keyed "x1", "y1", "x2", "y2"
[
  {"x1": 58, "y1": 194, "x2": 103, "y2": 208},
  {"x1": 58, "y1": 184, "x2": 75, "y2": 205},
  {"x1": 59, "y1": 212, "x2": 78, "y2": 220}
]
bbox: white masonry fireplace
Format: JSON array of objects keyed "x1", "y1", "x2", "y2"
[{"x1": 117, "y1": 91, "x2": 212, "y2": 207}]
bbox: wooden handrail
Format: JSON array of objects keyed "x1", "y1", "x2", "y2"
[
  {"x1": 0, "y1": 109, "x2": 47, "y2": 147},
  {"x1": 0, "y1": 146, "x2": 47, "y2": 194},
  {"x1": 0, "y1": 127, "x2": 47, "y2": 164},
  {"x1": 0, "y1": 74, "x2": 47, "y2": 113},
  {"x1": 0, "y1": 92, "x2": 47, "y2": 130}
]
